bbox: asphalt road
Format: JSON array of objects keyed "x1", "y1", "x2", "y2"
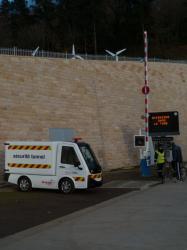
[
  {"x1": 0, "y1": 167, "x2": 155, "y2": 239},
  {"x1": 0, "y1": 187, "x2": 135, "y2": 238}
]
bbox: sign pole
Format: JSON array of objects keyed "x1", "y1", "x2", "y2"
[
  {"x1": 140, "y1": 31, "x2": 152, "y2": 175},
  {"x1": 144, "y1": 31, "x2": 149, "y2": 157}
]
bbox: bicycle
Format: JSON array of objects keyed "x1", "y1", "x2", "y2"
[
  {"x1": 164, "y1": 162, "x2": 186, "y2": 182},
  {"x1": 163, "y1": 163, "x2": 174, "y2": 180},
  {"x1": 179, "y1": 164, "x2": 186, "y2": 181}
]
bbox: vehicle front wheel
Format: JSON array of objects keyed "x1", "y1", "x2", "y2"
[
  {"x1": 18, "y1": 177, "x2": 32, "y2": 192},
  {"x1": 59, "y1": 178, "x2": 74, "y2": 194}
]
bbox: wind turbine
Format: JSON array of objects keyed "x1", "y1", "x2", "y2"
[
  {"x1": 105, "y1": 48, "x2": 126, "y2": 62},
  {"x1": 32, "y1": 46, "x2": 39, "y2": 56},
  {"x1": 71, "y1": 44, "x2": 84, "y2": 60}
]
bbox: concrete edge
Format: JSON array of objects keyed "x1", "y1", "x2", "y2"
[
  {"x1": 0, "y1": 182, "x2": 15, "y2": 189},
  {"x1": 0, "y1": 184, "x2": 11, "y2": 188},
  {"x1": 140, "y1": 181, "x2": 161, "y2": 191}
]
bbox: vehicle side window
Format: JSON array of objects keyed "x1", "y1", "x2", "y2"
[
  {"x1": 61, "y1": 146, "x2": 79, "y2": 165},
  {"x1": 80, "y1": 146, "x2": 94, "y2": 163}
]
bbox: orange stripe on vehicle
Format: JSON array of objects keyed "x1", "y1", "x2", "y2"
[
  {"x1": 8, "y1": 145, "x2": 51, "y2": 150},
  {"x1": 90, "y1": 173, "x2": 102, "y2": 179},
  {"x1": 8, "y1": 163, "x2": 51, "y2": 169},
  {"x1": 73, "y1": 177, "x2": 85, "y2": 182}
]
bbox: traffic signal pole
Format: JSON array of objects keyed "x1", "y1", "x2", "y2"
[
  {"x1": 144, "y1": 31, "x2": 149, "y2": 153},
  {"x1": 139, "y1": 32, "x2": 152, "y2": 175},
  {"x1": 142, "y1": 31, "x2": 151, "y2": 166}
]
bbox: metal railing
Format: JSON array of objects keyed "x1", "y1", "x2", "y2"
[{"x1": 0, "y1": 47, "x2": 186, "y2": 64}]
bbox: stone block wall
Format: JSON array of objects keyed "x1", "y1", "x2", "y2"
[{"x1": 0, "y1": 56, "x2": 186, "y2": 170}]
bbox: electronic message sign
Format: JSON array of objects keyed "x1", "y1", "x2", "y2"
[{"x1": 149, "y1": 111, "x2": 179, "y2": 136}]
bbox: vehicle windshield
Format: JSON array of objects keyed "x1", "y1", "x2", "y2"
[{"x1": 78, "y1": 144, "x2": 101, "y2": 173}]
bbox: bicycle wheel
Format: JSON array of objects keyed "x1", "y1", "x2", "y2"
[{"x1": 181, "y1": 167, "x2": 186, "y2": 181}]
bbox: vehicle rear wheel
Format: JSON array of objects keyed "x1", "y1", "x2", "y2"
[
  {"x1": 18, "y1": 177, "x2": 32, "y2": 192},
  {"x1": 59, "y1": 178, "x2": 74, "y2": 194}
]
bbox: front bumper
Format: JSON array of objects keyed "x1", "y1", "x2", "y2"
[{"x1": 88, "y1": 173, "x2": 103, "y2": 188}]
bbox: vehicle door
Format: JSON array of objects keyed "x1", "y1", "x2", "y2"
[{"x1": 57, "y1": 144, "x2": 86, "y2": 188}]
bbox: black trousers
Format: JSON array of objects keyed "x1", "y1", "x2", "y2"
[{"x1": 157, "y1": 163, "x2": 165, "y2": 179}]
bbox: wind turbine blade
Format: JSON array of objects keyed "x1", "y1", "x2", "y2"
[
  {"x1": 105, "y1": 50, "x2": 115, "y2": 57},
  {"x1": 32, "y1": 46, "x2": 39, "y2": 56},
  {"x1": 116, "y1": 48, "x2": 126, "y2": 55},
  {"x1": 72, "y1": 44, "x2": 75, "y2": 56},
  {"x1": 75, "y1": 55, "x2": 84, "y2": 60}
]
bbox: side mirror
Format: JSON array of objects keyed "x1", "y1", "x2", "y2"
[
  {"x1": 74, "y1": 161, "x2": 80, "y2": 167},
  {"x1": 74, "y1": 161, "x2": 82, "y2": 170}
]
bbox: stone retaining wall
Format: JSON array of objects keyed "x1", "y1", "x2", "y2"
[{"x1": 0, "y1": 56, "x2": 186, "y2": 169}]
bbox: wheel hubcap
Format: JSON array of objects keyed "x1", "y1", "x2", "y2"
[
  {"x1": 62, "y1": 181, "x2": 71, "y2": 193},
  {"x1": 20, "y1": 179, "x2": 29, "y2": 191}
]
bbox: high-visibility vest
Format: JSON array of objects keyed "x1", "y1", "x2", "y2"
[{"x1": 156, "y1": 151, "x2": 165, "y2": 164}]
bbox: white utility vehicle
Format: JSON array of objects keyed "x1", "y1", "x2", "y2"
[{"x1": 4, "y1": 140, "x2": 102, "y2": 194}]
